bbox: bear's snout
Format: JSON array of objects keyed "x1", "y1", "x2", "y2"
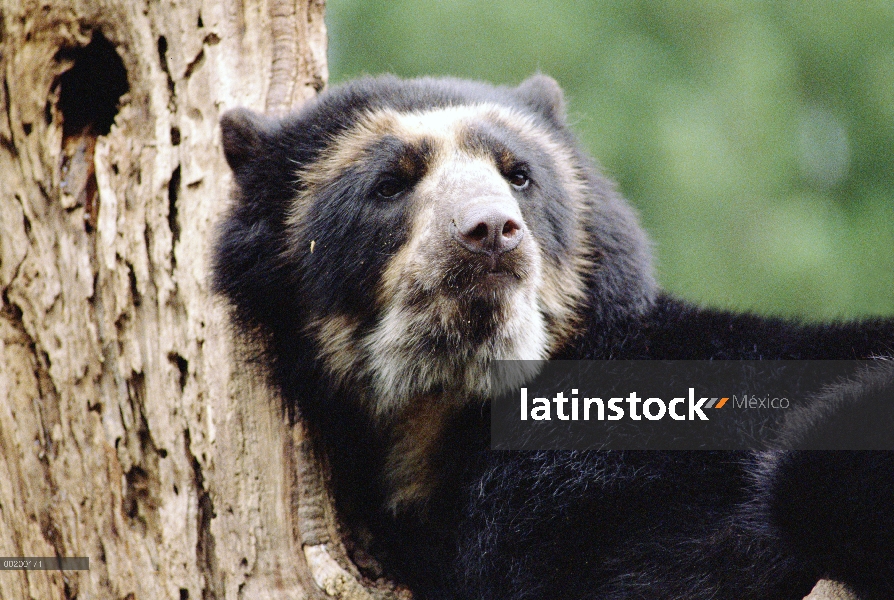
[{"x1": 451, "y1": 200, "x2": 524, "y2": 257}]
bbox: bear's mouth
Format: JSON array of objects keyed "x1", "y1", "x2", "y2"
[
  {"x1": 440, "y1": 250, "x2": 529, "y2": 297},
  {"x1": 481, "y1": 253, "x2": 522, "y2": 275}
]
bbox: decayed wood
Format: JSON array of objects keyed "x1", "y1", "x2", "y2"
[
  {"x1": 806, "y1": 581, "x2": 859, "y2": 600},
  {"x1": 0, "y1": 1, "x2": 391, "y2": 598}
]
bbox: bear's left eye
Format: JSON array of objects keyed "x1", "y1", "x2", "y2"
[
  {"x1": 507, "y1": 170, "x2": 531, "y2": 190},
  {"x1": 375, "y1": 178, "x2": 409, "y2": 199}
]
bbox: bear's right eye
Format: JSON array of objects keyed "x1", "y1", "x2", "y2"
[
  {"x1": 507, "y1": 169, "x2": 531, "y2": 190},
  {"x1": 375, "y1": 178, "x2": 409, "y2": 199}
]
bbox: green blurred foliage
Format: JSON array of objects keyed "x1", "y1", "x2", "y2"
[{"x1": 326, "y1": 1, "x2": 894, "y2": 319}]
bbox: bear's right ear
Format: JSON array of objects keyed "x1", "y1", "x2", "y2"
[
  {"x1": 515, "y1": 74, "x2": 566, "y2": 125},
  {"x1": 220, "y1": 108, "x2": 272, "y2": 172}
]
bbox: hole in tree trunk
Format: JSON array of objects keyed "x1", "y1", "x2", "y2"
[
  {"x1": 57, "y1": 31, "x2": 129, "y2": 231},
  {"x1": 58, "y1": 31, "x2": 129, "y2": 137}
]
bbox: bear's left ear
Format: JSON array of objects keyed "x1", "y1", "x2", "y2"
[
  {"x1": 220, "y1": 108, "x2": 273, "y2": 173},
  {"x1": 515, "y1": 74, "x2": 566, "y2": 125}
]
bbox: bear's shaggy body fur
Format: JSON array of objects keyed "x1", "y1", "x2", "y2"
[{"x1": 214, "y1": 74, "x2": 894, "y2": 600}]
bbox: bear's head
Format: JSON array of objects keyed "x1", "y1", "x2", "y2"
[{"x1": 215, "y1": 75, "x2": 655, "y2": 419}]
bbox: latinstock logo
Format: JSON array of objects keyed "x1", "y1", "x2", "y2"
[
  {"x1": 519, "y1": 388, "x2": 731, "y2": 421},
  {"x1": 518, "y1": 389, "x2": 791, "y2": 422},
  {"x1": 489, "y1": 360, "x2": 846, "y2": 451}
]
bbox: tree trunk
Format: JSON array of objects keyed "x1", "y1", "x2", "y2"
[{"x1": 0, "y1": 1, "x2": 397, "y2": 599}]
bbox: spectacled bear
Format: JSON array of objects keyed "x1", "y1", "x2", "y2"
[{"x1": 213, "y1": 74, "x2": 894, "y2": 600}]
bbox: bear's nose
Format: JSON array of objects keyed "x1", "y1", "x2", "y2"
[{"x1": 453, "y1": 203, "x2": 524, "y2": 255}]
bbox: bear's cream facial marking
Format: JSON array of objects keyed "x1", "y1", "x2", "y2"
[
  {"x1": 295, "y1": 104, "x2": 595, "y2": 419},
  {"x1": 366, "y1": 154, "x2": 548, "y2": 416},
  {"x1": 308, "y1": 313, "x2": 362, "y2": 390}
]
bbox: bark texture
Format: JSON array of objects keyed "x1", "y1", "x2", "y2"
[{"x1": 0, "y1": 1, "x2": 398, "y2": 598}]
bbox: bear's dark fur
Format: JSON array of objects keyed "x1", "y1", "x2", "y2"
[{"x1": 213, "y1": 74, "x2": 894, "y2": 599}]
